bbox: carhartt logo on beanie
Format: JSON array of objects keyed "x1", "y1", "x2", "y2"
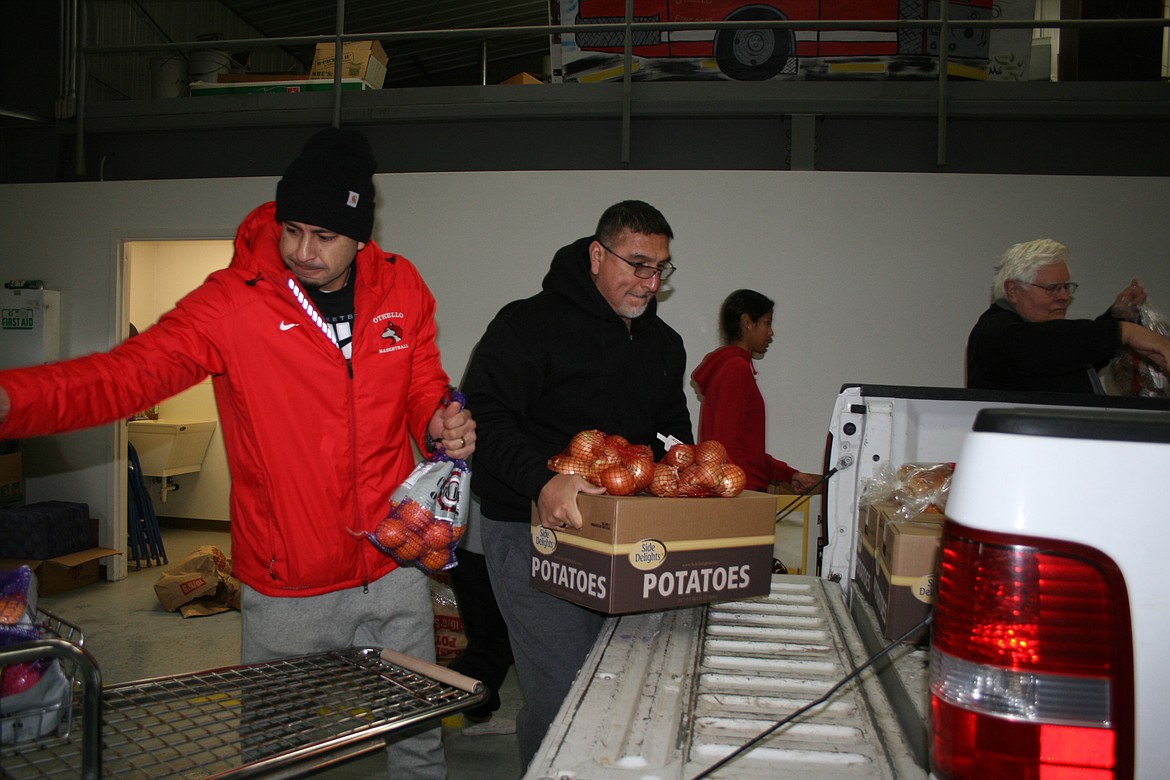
[{"x1": 275, "y1": 127, "x2": 376, "y2": 242}]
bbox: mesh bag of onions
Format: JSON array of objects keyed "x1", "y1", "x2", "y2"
[{"x1": 547, "y1": 429, "x2": 746, "y2": 497}]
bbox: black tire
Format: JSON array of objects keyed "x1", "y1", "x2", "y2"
[{"x1": 714, "y1": 6, "x2": 793, "y2": 81}]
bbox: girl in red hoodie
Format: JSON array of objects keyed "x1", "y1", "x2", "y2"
[{"x1": 692, "y1": 289, "x2": 819, "y2": 492}]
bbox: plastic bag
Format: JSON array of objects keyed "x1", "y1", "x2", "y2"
[
  {"x1": 857, "y1": 462, "x2": 953, "y2": 519},
  {"x1": 366, "y1": 390, "x2": 471, "y2": 574},
  {"x1": 1, "y1": 566, "x2": 45, "y2": 698},
  {"x1": 1107, "y1": 301, "x2": 1170, "y2": 398},
  {"x1": 894, "y1": 462, "x2": 954, "y2": 516},
  {"x1": 428, "y1": 573, "x2": 467, "y2": 664},
  {"x1": 1, "y1": 565, "x2": 71, "y2": 745},
  {"x1": 857, "y1": 463, "x2": 898, "y2": 509}
]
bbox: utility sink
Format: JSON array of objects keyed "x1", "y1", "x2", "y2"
[{"x1": 127, "y1": 419, "x2": 217, "y2": 477}]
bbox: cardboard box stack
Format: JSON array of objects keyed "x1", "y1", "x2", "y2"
[
  {"x1": 853, "y1": 499, "x2": 893, "y2": 603},
  {"x1": 854, "y1": 462, "x2": 953, "y2": 642},
  {"x1": 531, "y1": 491, "x2": 776, "y2": 615},
  {"x1": 192, "y1": 40, "x2": 388, "y2": 96},
  {"x1": 0, "y1": 502, "x2": 121, "y2": 596},
  {"x1": 873, "y1": 507, "x2": 944, "y2": 642}
]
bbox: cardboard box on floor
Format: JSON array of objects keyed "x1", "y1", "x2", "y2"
[
  {"x1": 0, "y1": 451, "x2": 23, "y2": 507},
  {"x1": 310, "y1": 40, "x2": 388, "y2": 88},
  {"x1": 530, "y1": 491, "x2": 776, "y2": 615},
  {"x1": 0, "y1": 518, "x2": 120, "y2": 596},
  {"x1": 873, "y1": 511, "x2": 945, "y2": 642}
]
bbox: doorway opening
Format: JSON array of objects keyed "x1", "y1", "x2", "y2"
[{"x1": 123, "y1": 240, "x2": 232, "y2": 530}]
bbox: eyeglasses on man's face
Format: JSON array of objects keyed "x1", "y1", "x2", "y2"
[
  {"x1": 598, "y1": 241, "x2": 675, "y2": 280},
  {"x1": 1029, "y1": 282, "x2": 1078, "y2": 296}
]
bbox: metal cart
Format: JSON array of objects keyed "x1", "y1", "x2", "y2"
[{"x1": 1, "y1": 608, "x2": 486, "y2": 779}]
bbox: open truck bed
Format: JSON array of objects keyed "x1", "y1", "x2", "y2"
[
  {"x1": 529, "y1": 385, "x2": 1170, "y2": 780},
  {"x1": 526, "y1": 575, "x2": 925, "y2": 780}
]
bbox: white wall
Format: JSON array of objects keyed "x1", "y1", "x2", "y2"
[{"x1": 2, "y1": 171, "x2": 1168, "y2": 573}]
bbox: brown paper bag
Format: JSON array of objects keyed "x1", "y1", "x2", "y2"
[
  {"x1": 154, "y1": 546, "x2": 240, "y2": 617},
  {"x1": 178, "y1": 576, "x2": 242, "y2": 618}
]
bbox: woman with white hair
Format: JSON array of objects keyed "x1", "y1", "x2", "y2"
[{"x1": 965, "y1": 238, "x2": 1170, "y2": 393}]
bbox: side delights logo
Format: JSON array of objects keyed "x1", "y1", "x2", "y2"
[
  {"x1": 628, "y1": 539, "x2": 667, "y2": 571},
  {"x1": 532, "y1": 525, "x2": 558, "y2": 555}
]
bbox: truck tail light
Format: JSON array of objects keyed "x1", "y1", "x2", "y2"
[{"x1": 929, "y1": 520, "x2": 1134, "y2": 780}]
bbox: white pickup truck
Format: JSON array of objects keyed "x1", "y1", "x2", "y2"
[{"x1": 527, "y1": 385, "x2": 1170, "y2": 780}]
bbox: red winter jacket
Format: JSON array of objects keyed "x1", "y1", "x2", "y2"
[
  {"x1": 0, "y1": 203, "x2": 452, "y2": 596},
  {"x1": 691, "y1": 345, "x2": 796, "y2": 491}
]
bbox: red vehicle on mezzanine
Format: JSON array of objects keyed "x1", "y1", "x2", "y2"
[{"x1": 570, "y1": 0, "x2": 995, "y2": 81}]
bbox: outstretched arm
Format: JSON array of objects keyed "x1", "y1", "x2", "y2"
[{"x1": 1121, "y1": 322, "x2": 1170, "y2": 373}]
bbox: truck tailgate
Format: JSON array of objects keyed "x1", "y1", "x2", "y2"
[{"x1": 526, "y1": 575, "x2": 924, "y2": 779}]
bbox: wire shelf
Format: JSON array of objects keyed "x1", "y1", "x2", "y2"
[{"x1": 3, "y1": 639, "x2": 485, "y2": 779}]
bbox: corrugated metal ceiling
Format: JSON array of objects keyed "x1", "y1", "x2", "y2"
[{"x1": 216, "y1": 0, "x2": 554, "y2": 85}]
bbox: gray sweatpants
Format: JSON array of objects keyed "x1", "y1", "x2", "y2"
[
  {"x1": 241, "y1": 565, "x2": 445, "y2": 780},
  {"x1": 480, "y1": 515, "x2": 606, "y2": 772}
]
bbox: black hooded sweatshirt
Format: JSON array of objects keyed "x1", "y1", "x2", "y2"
[{"x1": 463, "y1": 235, "x2": 694, "y2": 523}]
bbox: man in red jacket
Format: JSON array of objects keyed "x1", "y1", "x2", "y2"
[{"x1": 0, "y1": 128, "x2": 474, "y2": 779}]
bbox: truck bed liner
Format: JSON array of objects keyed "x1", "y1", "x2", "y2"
[{"x1": 527, "y1": 575, "x2": 925, "y2": 779}]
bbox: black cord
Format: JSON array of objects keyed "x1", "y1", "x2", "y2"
[
  {"x1": 775, "y1": 466, "x2": 838, "y2": 525},
  {"x1": 689, "y1": 613, "x2": 932, "y2": 780}
]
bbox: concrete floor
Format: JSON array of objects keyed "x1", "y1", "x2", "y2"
[
  {"x1": 30, "y1": 508, "x2": 809, "y2": 779},
  {"x1": 36, "y1": 523, "x2": 522, "y2": 780}
]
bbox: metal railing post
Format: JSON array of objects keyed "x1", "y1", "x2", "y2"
[
  {"x1": 621, "y1": 0, "x2": 634, "y2": 166},
  {"x1": 74, "y1": 0, "x2": 87, "y2": 177},
  {"x1": 937, "y1": 0, "x2": 950, "y2": 167},
  {"x1": 331, "y1": 0, "x2": 345, "y2": 128}
]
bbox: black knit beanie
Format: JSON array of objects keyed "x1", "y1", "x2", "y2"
[{"x1": 275, "y1": 127, "x2": 376, "y2": 242}]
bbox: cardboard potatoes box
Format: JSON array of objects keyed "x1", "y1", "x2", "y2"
[
  {"x1": 854, "y1": 500, "x2": 896, "y2": 603},
  {"x1": 531, "y1": 491, "x2": 776, "y2": 615},
  {"x1": 310, "y1": 40, "x2": 388, "y2": 88},
  {"x1": 0, "y1": 451, "x2": 22, "y2": 507},
  {"x1": 873, "y1": 513, "x2": 945, "y2": 643},
  {"x1": 0, "y1": 518, "x2": 121, "y2": 597}
]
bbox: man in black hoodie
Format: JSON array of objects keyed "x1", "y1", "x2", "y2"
[{"x1": 462, "y1": 200, "x2": 693, "y2": 769}]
